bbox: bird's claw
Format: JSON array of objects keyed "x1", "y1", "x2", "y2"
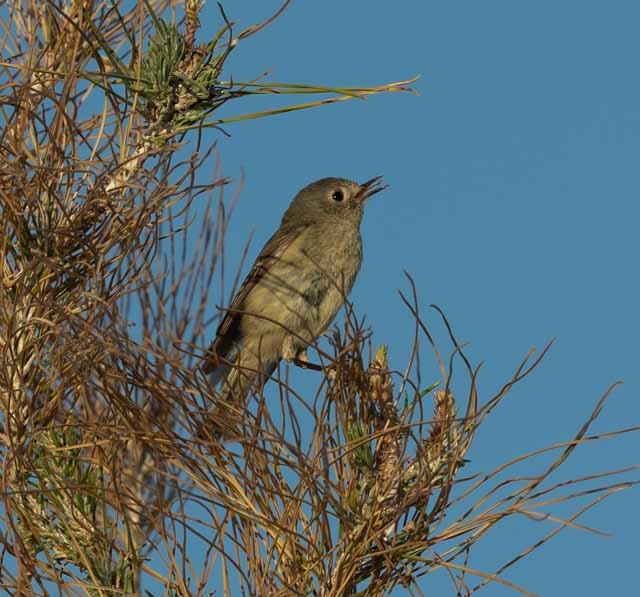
[{"x1": 282, "y1": 336, "x2": 329, "y2": 372}]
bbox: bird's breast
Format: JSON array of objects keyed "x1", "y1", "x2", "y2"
[
  {"x1": 297, "y1": 229, "x2": 363, "y2": 333},
  {"x1": 240, "y1": 227, "x2": 362, "y2": 351}
]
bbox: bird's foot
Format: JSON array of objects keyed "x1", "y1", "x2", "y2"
[
  {"x1": 291, "y1": 354, "x2": 324, "y2": 372},
  {"x1": 282, "y1": 335, "x2": 297, "y2": 362},
  {"x1": 282, "y1": 337, "x2": 324, "y2": 371}
]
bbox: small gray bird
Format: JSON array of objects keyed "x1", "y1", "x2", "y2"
[{"x1": 202, "y1": 176, "x2": 386, "y2": 434}]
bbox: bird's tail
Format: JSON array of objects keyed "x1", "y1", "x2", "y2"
[{"x1": 200, "y1": 357, "x2": 277, "y2": 441}]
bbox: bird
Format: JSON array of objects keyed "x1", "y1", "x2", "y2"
[{"x1": 201, "y1": 176, "x2": 386, "y2": 437}]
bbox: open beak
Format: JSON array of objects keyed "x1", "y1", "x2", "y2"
[{"x1": 356, "y1": 176, "x2": 388, "y2": 203}]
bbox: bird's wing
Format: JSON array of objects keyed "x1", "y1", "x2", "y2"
[{"x1": 202, "y1": 225, "x2": 307, "y2": 374}]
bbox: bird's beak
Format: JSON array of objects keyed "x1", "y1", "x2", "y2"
[{"x1": 356, "y1": 176, "x2": 388, "y2": 203}]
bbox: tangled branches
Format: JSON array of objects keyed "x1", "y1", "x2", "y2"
[{"x1": 0, "y1": 1, "x2": 636, "y2": 595}]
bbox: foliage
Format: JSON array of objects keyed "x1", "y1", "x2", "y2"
[{"x1": 0, "y1": 1, "x2": 635, "y2": 595}]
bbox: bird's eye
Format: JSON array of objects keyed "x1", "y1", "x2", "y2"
[{"x1": 332, "y1": 190, "x2": 344, "y2": 202}]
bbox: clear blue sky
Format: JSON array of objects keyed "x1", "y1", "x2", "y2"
[{"x1": 197, "y1": 1, "x2": 640, "y2": 594}]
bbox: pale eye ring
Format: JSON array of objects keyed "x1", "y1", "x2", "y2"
[{"x1": 331, "y1": 190, "x2": 345, "y2": 202}]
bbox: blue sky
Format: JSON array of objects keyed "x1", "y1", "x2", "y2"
[{"x1": 194, "y1": 1, "x2": 640, "y2": 594}]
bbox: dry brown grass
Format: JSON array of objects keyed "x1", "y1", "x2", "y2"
[{"x1": 0, "y1": 1, "x2": 636, "y2": 595}]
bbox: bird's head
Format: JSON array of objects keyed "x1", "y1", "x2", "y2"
[{"x1": 282, "y1": 176, "x2": 387, "y2": 227}]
